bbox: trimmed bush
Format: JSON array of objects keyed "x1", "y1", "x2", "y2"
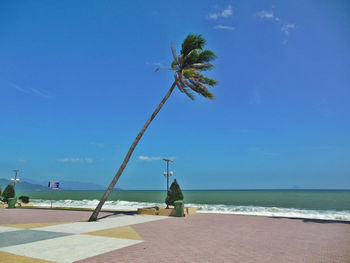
[
  {"x1": 2, "y1": 184, "x2": 15, "y2": 203},
  {"x1": 165, "y1": 179, "x2": 184, "y2": 206},
  {"x1": 19, "y1": 196, "x2": 30, "y2": 203}
]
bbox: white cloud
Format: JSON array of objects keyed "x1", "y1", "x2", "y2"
[
  {"x1": 255, "y1": 9, "x2": 295, "y2": 40},
  {"x1": 138, "y1": 156, "x2": 163, "y2": 162},
  {"x1": 281, "y1": 23, "x2": 296, "y2": 35},
  {"x1": 58, "y1": 158, "x2": 81, "y2": 163},
  {"x1": 10, "y1": 82, "x2": 28, "y2": 93},
  {"x1": 208, "y1": 5, "x2": 233, "y2": 20},
  {"x1": 146, "y1": 62, "x2": 164, "y2": 67},
  {"x1": 18, "y1": 159, "x2": 27, "y2": 163},
  {"x1": 256, "y1": 10, "x2": 274, "y2": 20},
  {"x1": 255, "y1": 10, "x2": 280, "y2": 22},
  {"x1": 151, "y1": 62, "x2": 163, "y2": 67},
  {"x1": 138, "y1": 155, "x2": 176, "y2": 162},
  {"x1": 221, "y1": 6, "x2": 233, "y2": 18},
  {"x1": 29, "y1": 88, "x2": 51, "y2": 98},
  {"x1": 214, "y1": 25, "x2": 235, "y2": 30},
  {"x1": 9, "y1": 82, "x2": 52, "y2": 98},
  {"x1": 208, "y1": 13, "x2": 219, "y2": 20},
  {"x1": 57, "y1": 158, "x2": 95, "y2": 164}
]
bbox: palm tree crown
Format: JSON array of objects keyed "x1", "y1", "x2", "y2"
[{"x1": 171, "y1": 34, "x2": 218, "y2": 100}]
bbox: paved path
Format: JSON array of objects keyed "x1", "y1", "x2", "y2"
[
  {"x1": 1, "y1": 209, "x2": 350, "y2": 262},
  {"x1": 0, "y1": 209, "x2": 167, "y2": 263},
  {"x1": 0, "y1": 208, "x2": 114, "y2": 224}
]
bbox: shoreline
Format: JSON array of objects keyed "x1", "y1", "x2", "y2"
[
  {"x1": 26, "y1": 201, "x2": 350, "y2": 222},
  {"x1": 13, "y1": 190, "x2": 350, "y2": 222}
]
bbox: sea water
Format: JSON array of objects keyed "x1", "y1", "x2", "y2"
[{"x1": 18, "y1": 190, "x2": 350, "y2": 221}]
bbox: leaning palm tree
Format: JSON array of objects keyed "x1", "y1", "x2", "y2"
[{"x1": 89, "y1": 34, "x2": 217, "y2": 221}]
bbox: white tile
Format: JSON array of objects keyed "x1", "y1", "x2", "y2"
[
  {"x1": 33, "y1": 214, "x2": 167, "y2": 234},
  {"x1": 0, "y1": 226, "x2": 21, "y2": 233},
  {"x1": 0, "y1": 234, "x2": 142, "y2": 263}
]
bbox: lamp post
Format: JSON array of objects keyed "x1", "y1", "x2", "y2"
[
  {"x1": 162, "y1": 159, "x2": 173, "y2": 208},
  {"x1": 11, "y1": 170, "x2": 20, "y2": 190},
  {"x1": 162, "y1": 159, "x2": 173, "y2": 192}
]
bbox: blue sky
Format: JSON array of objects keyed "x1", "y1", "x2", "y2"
[{"x1": 1, "y1": 0, "x2": 349, "y2": 189}]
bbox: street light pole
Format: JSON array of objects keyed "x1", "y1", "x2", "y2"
[
  {"x1": 11, "y1": 170, "x2": 20, "y2": 190},
  {"x1": 162, "y1": 158, "x2": 173, "y2": 209},
  {"x1": 162, "y1": 158, "x2": 173, "y2": 191}
]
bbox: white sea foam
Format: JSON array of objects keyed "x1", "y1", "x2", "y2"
[
  {"x1": 188, "y1": 203, "x2": 350, "y2": 221},
  {"x1": 32, "y1": 199, "x2": 350, "y2": 221},
  {"x1": 32, "y1": 199, "x2": 163, "y2": 211}
]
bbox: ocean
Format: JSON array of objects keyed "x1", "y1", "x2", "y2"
[{"x1": 17, "y1": 190, "x2": 350, "y2": 221}]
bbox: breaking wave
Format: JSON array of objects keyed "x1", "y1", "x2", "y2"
[{"x1": 31, "y1": 199, "x2": 350, "y2": 221}]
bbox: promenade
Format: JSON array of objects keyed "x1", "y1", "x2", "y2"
[{"x1": 1, "y1": 209, "x2": 349, "y2": 262}]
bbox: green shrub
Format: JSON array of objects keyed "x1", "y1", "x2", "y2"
[
  {"x1": 2, "y1": 184, "x2": 15, "y2": 203},
  {"x1": 19, "y1": 196, "x2": 30, "y2": 203},
  {"x1": 0, "y1": 185, "x2": 2, "y2": 196},
  {"x1": 165, "y1": 179, "x2": 184, "y2": 206}
]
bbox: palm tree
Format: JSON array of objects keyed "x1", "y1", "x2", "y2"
[{"x1": 89, "y1": 34, "x2": 217, "y2": 221}]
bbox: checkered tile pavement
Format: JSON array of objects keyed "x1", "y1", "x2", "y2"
[{"x1": 0, "y1": 215, "x2": 167, "y2": 263}]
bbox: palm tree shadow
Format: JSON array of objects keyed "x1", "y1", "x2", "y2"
[
  {"x1": 270, "y1": 216, "x2": 350, "y2": 225},
  {"x1": 97, "y1": 211, "x2": 138, "y2": 220}
]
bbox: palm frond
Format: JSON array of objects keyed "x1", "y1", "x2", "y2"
[
  {"x1": 182, "y1": 68, "x2": 196, "y2": 78},
  {"x1": 178, "y1": 76, "x2": 188, "y2": 90},
  {"x1": 171, "y1": 61, "x2": 178, "y2": 70},
  {"x1": 178, "y1": 54, "x2": 184, "y2": 65},
  {"x1": 183, "y1": 87, "x2": 195, "y2": 100},
  {"x1": 188, "y1": 63, "x2": 214, "y2": 70},
  {"x1": 183, "y1": 48, "x2": 201, "y2": 66},
  {"x1": 202, "y1": 77, "x2": 218, "y2": 86},
  {"x1": 175, "y1": 81, "x2": 185, "y2": 92},
  {"x1": 155, "y1": 67, "x2": 175, "y2": 72},
  {"x1": 181, "y1": 34, "x2": 206, "y2": 57},
  {"x1": 188, "y1": 79, "x2": 214, "y2": 100},
  {"x1": 198, "y1": 50, "x2": 216, "y2": 63},
  {"x1": 171, "y1": 42, "x2": 178, "y2": 63}
]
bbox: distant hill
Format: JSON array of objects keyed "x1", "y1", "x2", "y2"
[
  {"x1": 0, "y1": 178, "x2": 48, "y2": 192},
  {"x1": 1, "y1": 178, "x2": 107, "y2": 191}
]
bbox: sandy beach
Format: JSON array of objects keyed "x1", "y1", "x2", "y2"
[{"x1": 1, "y1": 208, "x2": 349, "y2": 263}]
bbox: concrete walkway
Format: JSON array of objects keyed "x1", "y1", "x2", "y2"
[{"x1": 1, "y1": 209, "x2": 350, "y2": 262}]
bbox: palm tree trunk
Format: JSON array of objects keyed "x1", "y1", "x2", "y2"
[{"x1": 89, "y1": 80, "x2": 177, "y2": 221}]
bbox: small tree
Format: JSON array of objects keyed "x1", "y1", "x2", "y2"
[
  {"x1": 2, "y1": 184, "x2": 15, "y2": 203},
  {"x1": 19, "y1": 196, "x2": 30, "y2": 203},
  {"x1": 165, "y1": 179, "x2": 184, "y2": 207},
  {"x1": 0, "y1": 185, "x2": 2, "y2": 196}
]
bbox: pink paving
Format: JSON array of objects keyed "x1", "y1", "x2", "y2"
[
  {"x1": 1, "y1": 209, "x2": 350, "y2": 262},
  {"x1": 0, "y1": 208, "x2": 117, "y2": 224},
  {"x1": 78, "y1": 213, "x2": 350, "y2": 263}
]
